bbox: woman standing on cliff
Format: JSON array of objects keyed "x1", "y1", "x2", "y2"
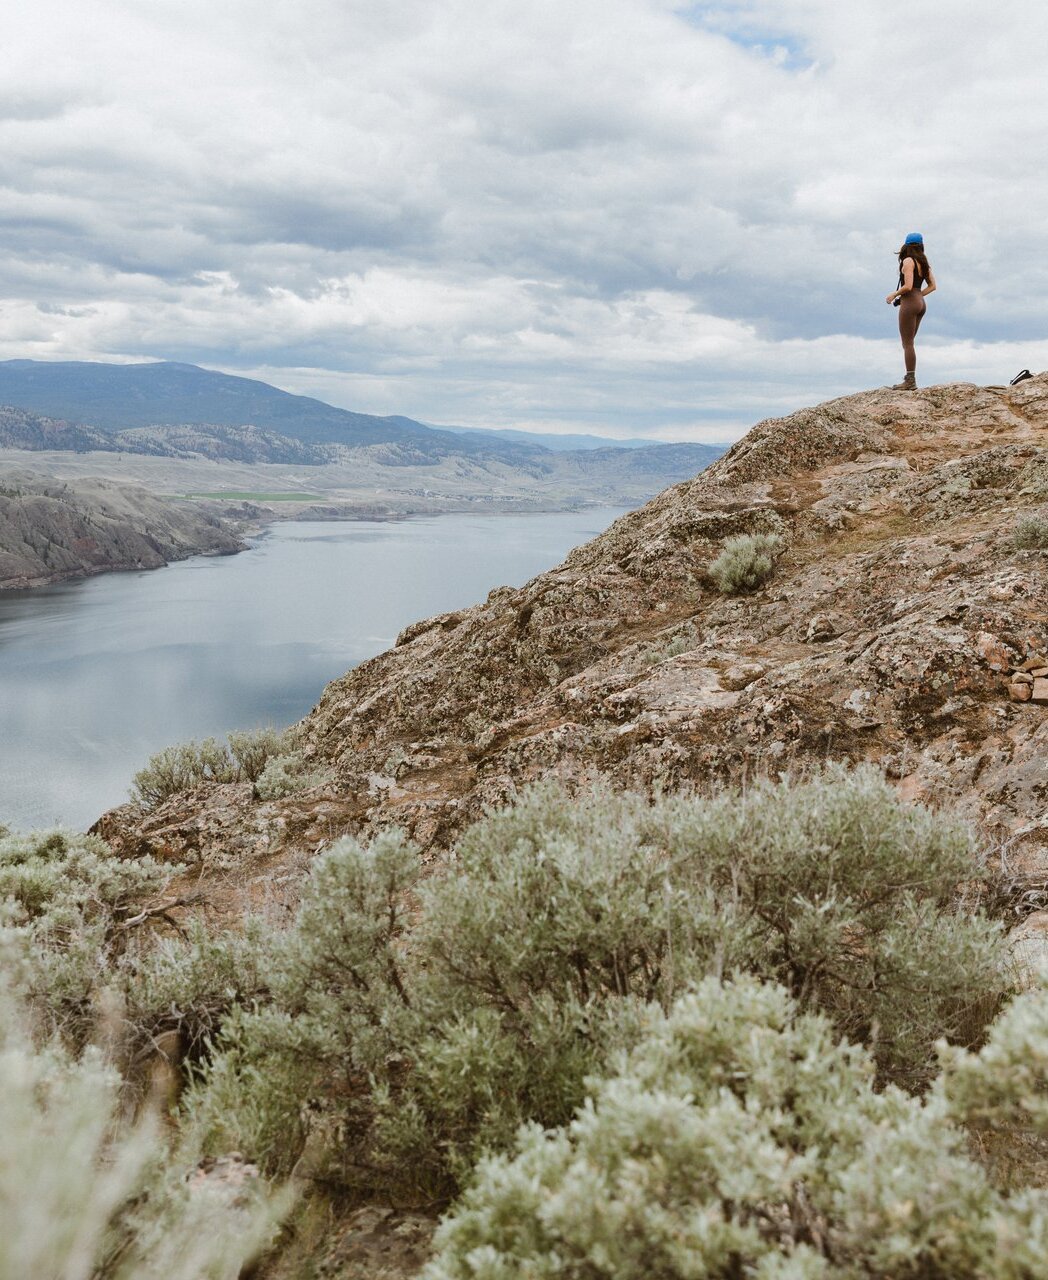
[{"x1": 886, "y1": 232, "x2": 936, "y2": 390}]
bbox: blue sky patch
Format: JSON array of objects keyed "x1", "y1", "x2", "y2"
[{"x1": 674, "y1": 3, "x2": 814, "y2": 71}]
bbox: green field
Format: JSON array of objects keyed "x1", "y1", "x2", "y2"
[{"x1": 183, "y1": 491, "x2": 326, "y2": 502}]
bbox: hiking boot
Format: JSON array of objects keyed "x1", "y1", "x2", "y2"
[{"x1": 891, "y1": 373, "x2": 917, "y2": 391}]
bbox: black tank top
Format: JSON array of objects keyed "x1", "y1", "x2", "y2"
[{"x1": 898, "y1": 258, "x2": 926, "y2": 290}]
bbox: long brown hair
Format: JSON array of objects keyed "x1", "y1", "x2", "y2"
[{"x1": 898, "y1": 242, "x2": 930, "y2": 281}]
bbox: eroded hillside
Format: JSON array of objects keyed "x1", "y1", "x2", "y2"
[
  {"x1": 0, "y1": 470, "x2": 245, "y2": 588},
  {"x1": 97, "y1": 378, "x2": 1048, "y2": 909}
]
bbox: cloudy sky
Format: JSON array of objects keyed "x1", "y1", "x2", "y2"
[{"x1": 2, "y1": 0, "x2": 1047, "y2": 442}]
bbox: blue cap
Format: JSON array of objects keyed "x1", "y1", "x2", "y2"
[{"x1": 904, "y1": 232, "x2": 923, "y2": 245}]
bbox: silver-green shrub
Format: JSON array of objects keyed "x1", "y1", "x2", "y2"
[
  {"x1": 0, "y1": 827, "x2": 167, "y2": 921},
  {"x1": 427, "y1": 976, "x2": 1048, "y2": 1280},
  {"x1": 0, "y1": 985, "x2": 282, "y2": 1280},
  {"x1": 938, "y1": 978, "x2": 1048, "y2": 1138},
  {"x1": 130, "y1": 739, "x2": 238, "y2": 808},
  {"x1": 0, "y1": 827, "x2": 271, "y2": 1071},
  {"x1": 0, "y1": 828, "x2": 174, "y2": 1044},
  {"x1": 1012, "y1": 513, "x2": 1048, "y2": 550},
  {"x1": 640, "y1": 622, "x2": 697, "y2": 667},
  {"x1": 3, "y1": 771, "x2": 1039, "y2": 1273},
  {"x1": 184, "y1": 830, "x2": 429, "y2": 1184},
  {"x1": 123, "y1": 918, "x2": 273, "y2": 1062},
  {"x1": 131, "y1": 726, "x2": 297, "y2": 809},
  {"x1": 227, "y1": 726, "x2": 287, "y2": 782},
  {"x1": 1, "y1": 833, "x2": 285, "y2": 1271},
  {"x1": 187, "y1": 767, "x2": 1009, "y2": 1195},
  {"x1": 708, "y1": 531, "x2": 783, "y2": 593},
  {"x1": 254, "y1": 750, "x2": 328, "y2": 800}
]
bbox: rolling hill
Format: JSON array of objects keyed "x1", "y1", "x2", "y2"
[{"x1": 0, "y1": 360, "x2": 724, "y2": 473}]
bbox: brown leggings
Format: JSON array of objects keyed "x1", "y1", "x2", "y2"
[{"x1": 898, "y1": 291, "x2": 926, "y2": 374}]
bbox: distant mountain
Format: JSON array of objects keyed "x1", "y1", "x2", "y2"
[
  {"x1": 0, "y1": 361, "x2": 727, "y2": 498},
  {"x1": 0, "y1": 360, "x2": 537, "y2": 461},
  {"x1": 0, "y1": 405, "x2": 331, "y2": 464},
  {"x1": 429, "y1": 423, "x2": 671, "y2": 451},
  {"x1": 0, "y1": 357, "x2": 724, "y2": 458}
]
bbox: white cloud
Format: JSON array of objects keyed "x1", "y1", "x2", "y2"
[{"x1": 1, "y1": 0, "x2": 1046, "y2": 441}]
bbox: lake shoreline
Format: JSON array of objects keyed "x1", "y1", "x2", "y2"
[
  {"x1": 0, "y1": 543, "x2": 245, "y2": 592},
  {"x1": 0, "y1": 508, "x2": 632, "y2": 831},
  {"x1": 1, "y1": 490, "x2": 612, "y2": 593},
  {"x1": 0, "y1": 470, "x2": 247, "y2": 592}
]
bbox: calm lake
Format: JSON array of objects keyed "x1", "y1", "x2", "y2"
[{"x1": 0, "y1": 508, "x2": 628, "y2": 832}]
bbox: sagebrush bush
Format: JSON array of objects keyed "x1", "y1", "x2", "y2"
[
  {"x1": 0, "y1": 827, "x2": 271, "y2": 1070},
  {"x1": 0, "y1": 828, "x2": 174, "y2": 1044},
  {"x1": 427, "y1": 976, "x2": 1048, "y2": 1280},
  {"x1": 7, "y1": 770, "x2": 1047, "y2": 1275},
  {"x1": 0, "y1": 985, "x2": 282, "y2": 1280},
  {"x1": 708, "y1": 531, "x2": 783, "y2": 593},
  {"x1": 187, "y1": 767, "x2": 1010, "y2": 1196},
  {"x1": 1012, "y1": 513, "x2": 1048, "y2": 550},
  {"x1": 640, "y1": 623, "x2": 697, "y2": 667},
  {"x1": 254, "y1": 750, "x2": 327, "y2": 800},
  {"x1": 131, "y1": 739, "x2": 237, "y2": 808},
  {"x1": 0, "y1": 827, "x2": 167, "y2": 923},
  {"x1": 124, "y1": 919, "x2": 274, "y2": 1063},
  {"x1": 940, "y1": 982, "x2": 1048, "y2": 1135},
  {"x1": 227, "y1": 726, "x2": 287, "y2": 781},
  {"x1": 130, "y1": 726, "x2": 297, "y2": 809}
]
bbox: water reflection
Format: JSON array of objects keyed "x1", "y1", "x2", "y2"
[{"x1": 0, "y1": 509, "x2": 628, "y2": 830}]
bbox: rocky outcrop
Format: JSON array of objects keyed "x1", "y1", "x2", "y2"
[
  {"x1": 0, "y1": 470, "x2": 246, "y2": 588},
  {"x1": 261, "y1": 1205, "x2": 437, "y2": 1280},
  {"x1": 96, "y1": 378, "x2": 1048, "y2": 910}
]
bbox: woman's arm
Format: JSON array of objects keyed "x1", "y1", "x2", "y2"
[
  {"x1": 921, "y1": 267, "x2": 937, "y2": 297},
  {"x1": 885, "y1": 259, "x2": 915, "y2": 304}
]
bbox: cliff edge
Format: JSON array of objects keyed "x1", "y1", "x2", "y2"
[{"x1": 96, "y1": 378, "x2": 1048, "y2": 910}]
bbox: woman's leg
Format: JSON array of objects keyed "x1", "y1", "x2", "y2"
[{"x1": 898, "y1": 295, "x2": 926, "y2": 374}]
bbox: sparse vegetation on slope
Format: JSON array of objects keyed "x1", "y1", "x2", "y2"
[
  {"x1": 0, "y1": 986, "x2": 281, "y2": 1280},
  {"x1": 707, "y1": 530, "x2": 783, "y2": 593},
  {"x1": 0, "y1": 825, "x2": 271, "y2": 1069},
  {"x1": 184, "y1": 769, "x2": 1011, "y2": 1201},
  {"x1": 95, "y1": 380, "x2": 1048, "y2": 884},
  {"x1": 1012, "y1": 512, "x2": 1048, "y2": 550},
  {"x1": 428, "y1": 975, "x2": 1048, "y2": 1280},
  {"x1": 4, "y1": 768, "x2": 1048, "y2": 1277},
  {"x1": 130, "y1": 726, "x2": 321, "y2": 810}
]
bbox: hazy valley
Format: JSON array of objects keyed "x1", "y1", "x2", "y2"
[
  {"x1": 0, "y1": 361, "x2": 727, "y2": 590},
  {"x1": 0, "y1": 360, "x2": 724, "y2": 536}
]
